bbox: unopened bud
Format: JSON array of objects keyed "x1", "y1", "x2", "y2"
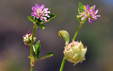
[{"x1": 64, "y1": 41, "x2": 87, "y2": 65}]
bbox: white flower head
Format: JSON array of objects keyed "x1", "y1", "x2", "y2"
[{"x1": 64, "y1": 41, "x2": 87, "y2": 65}]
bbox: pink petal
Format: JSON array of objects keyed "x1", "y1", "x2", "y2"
[
  {"x1": 95, "y1": 9, "x2": 98, "y2": 14},
  {"x1": 83, "y1": 9, "x2": 88, "y2": 14},
  {"x1": 35, "y1": 4, "x2": 39, "y2": 7},
  {"x1": 78, "y1": 14, "x2": 84, "y2": 17},
  {"x1": 43, "y1": 17, "x2": 47, "y2": 22},
  {"x1": 45, "y1": 14, "x2": 50, "y2": 18},
  {"x1": 46, "y1": 11, "x2": 50, "y2": 13},
  {"x1": 28, "y1": 31, "x2": 30, "y2": 34},
  {"x1": 40, "y1": 16, "x2": 44, "y2": 21},
  {"x1": 95, "y1": 15, "x2": 101, "y2": 17},
  {"x1": 88, "y1": 18, "x2": 93, "y2": 24},
  {"x1": 31, "y1": 12, "x2": 35, "y2": 16},
  {"x1": 40, "y1": 4, "x2": 45, "y2": 9},
  {"x1": 36, "y1": 15, "x2": 40, "y2": 18},
  {"x1": 32, "y1": 6, "x2": 36, "y2": 11},
  {"x1": 92, "y1": 5, "x2": 95, "y2": 11},
  {"x1": 81, "y1": 17, "x2": 86, "y2": 21},
  {"x1": 86, "y1": 4, "x2": 90, "y2": 11},
  {"x1": 43, "y1": 8, "x2": 48, "y2": 11}
]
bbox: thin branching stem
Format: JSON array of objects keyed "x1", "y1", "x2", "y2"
[{"x1": 30, "y1": 24, "x2": 37, "y2": 71}]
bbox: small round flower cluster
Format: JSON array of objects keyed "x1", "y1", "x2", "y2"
[
  {"x1": 23, "y1": 31, "x2": 36, "y2": 45},
  {"x1": 31, "y1": 3, "x2": 50, "y2": 22},
  {"x1": 64, "y1": 41, "x2": 87, "y2": 65},
  {"x1": 78, "y1": 4, "x2": 101, "y2": 24}
]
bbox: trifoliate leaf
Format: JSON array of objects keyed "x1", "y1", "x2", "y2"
[
  {"x1": 58, "y1": 30, "x2": 70, "y2": 44},
  {"x1": 39, "y1": 52, "x2": 53, "y2": 60}
]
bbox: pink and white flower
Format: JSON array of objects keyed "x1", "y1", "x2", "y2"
[
  {"x1": 23, "y1": 31, "x2": 36, "y2": 45},
  {"x1": 31, "y1": 3, "x2": 50, "y2": 22},
  {"x1": 78, "y1": 4, "x2": 101, "y2": 24}
]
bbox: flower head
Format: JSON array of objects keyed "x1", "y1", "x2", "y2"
[
  {"x1": 31, "y1": 3, "x2": 50, "y2": 22},
  {"x1": 64, "y1": 41, "x2": 87, "y2": 65},
  {"x1": 23, "y1": 31, "x2": 36, "y2": 45},
  {"x1": 78, "y1": 4, "x2": 101, "y2": 24}
]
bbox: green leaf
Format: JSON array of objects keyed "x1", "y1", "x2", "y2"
[
  {"x1": 78, "y1": 2, "x2": 84, "y2": 13},
  {"x1": 34, "y1": 40, "x2": 41, "y2": 58},
  {"x1": 39, "y1": 52, "x2": 53, "y2": 60},
  {"x1": 46, "y1": 13, "x2": 56, "y2": 22},
  {"x1": 48, "y1": 8, "x2": 51, "y2": 11},
  {"x1": 58, "y1": 30, "x2": 70, "y2": 44},
  {"x1": 36, "y1": 22, "x2": 45, "y2": 29},
  {"x1": 27, "y1": 16, "x2": 34, "y2": 22}
]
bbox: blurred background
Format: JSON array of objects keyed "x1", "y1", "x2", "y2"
[{"x1": 0, "y1": 0, "x2": 113, "y2": 71}]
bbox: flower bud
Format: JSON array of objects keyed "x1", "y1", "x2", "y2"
[
  {"x1": 63, "y1": 41, "x2": 87, "y2": 65},
  {"x1": 23, "y1": 31, "x2": 36, "y2": 45}
]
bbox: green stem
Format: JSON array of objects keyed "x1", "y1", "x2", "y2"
[
  {"x1": 72, "y1": 22, "x2": 84, "y2": 41},
  {"x1": 30, "y1": 66, "x2": 34, "y2": 71},
  {"x1": 59, "y1": 56, "x2": 66, "y2": 71},
  {"x1": 30, "y1": 25, "x2": 37, "y2": 55},
  {"x1": 30, "y1": 24, "x2": 37, "y2": 71}
]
